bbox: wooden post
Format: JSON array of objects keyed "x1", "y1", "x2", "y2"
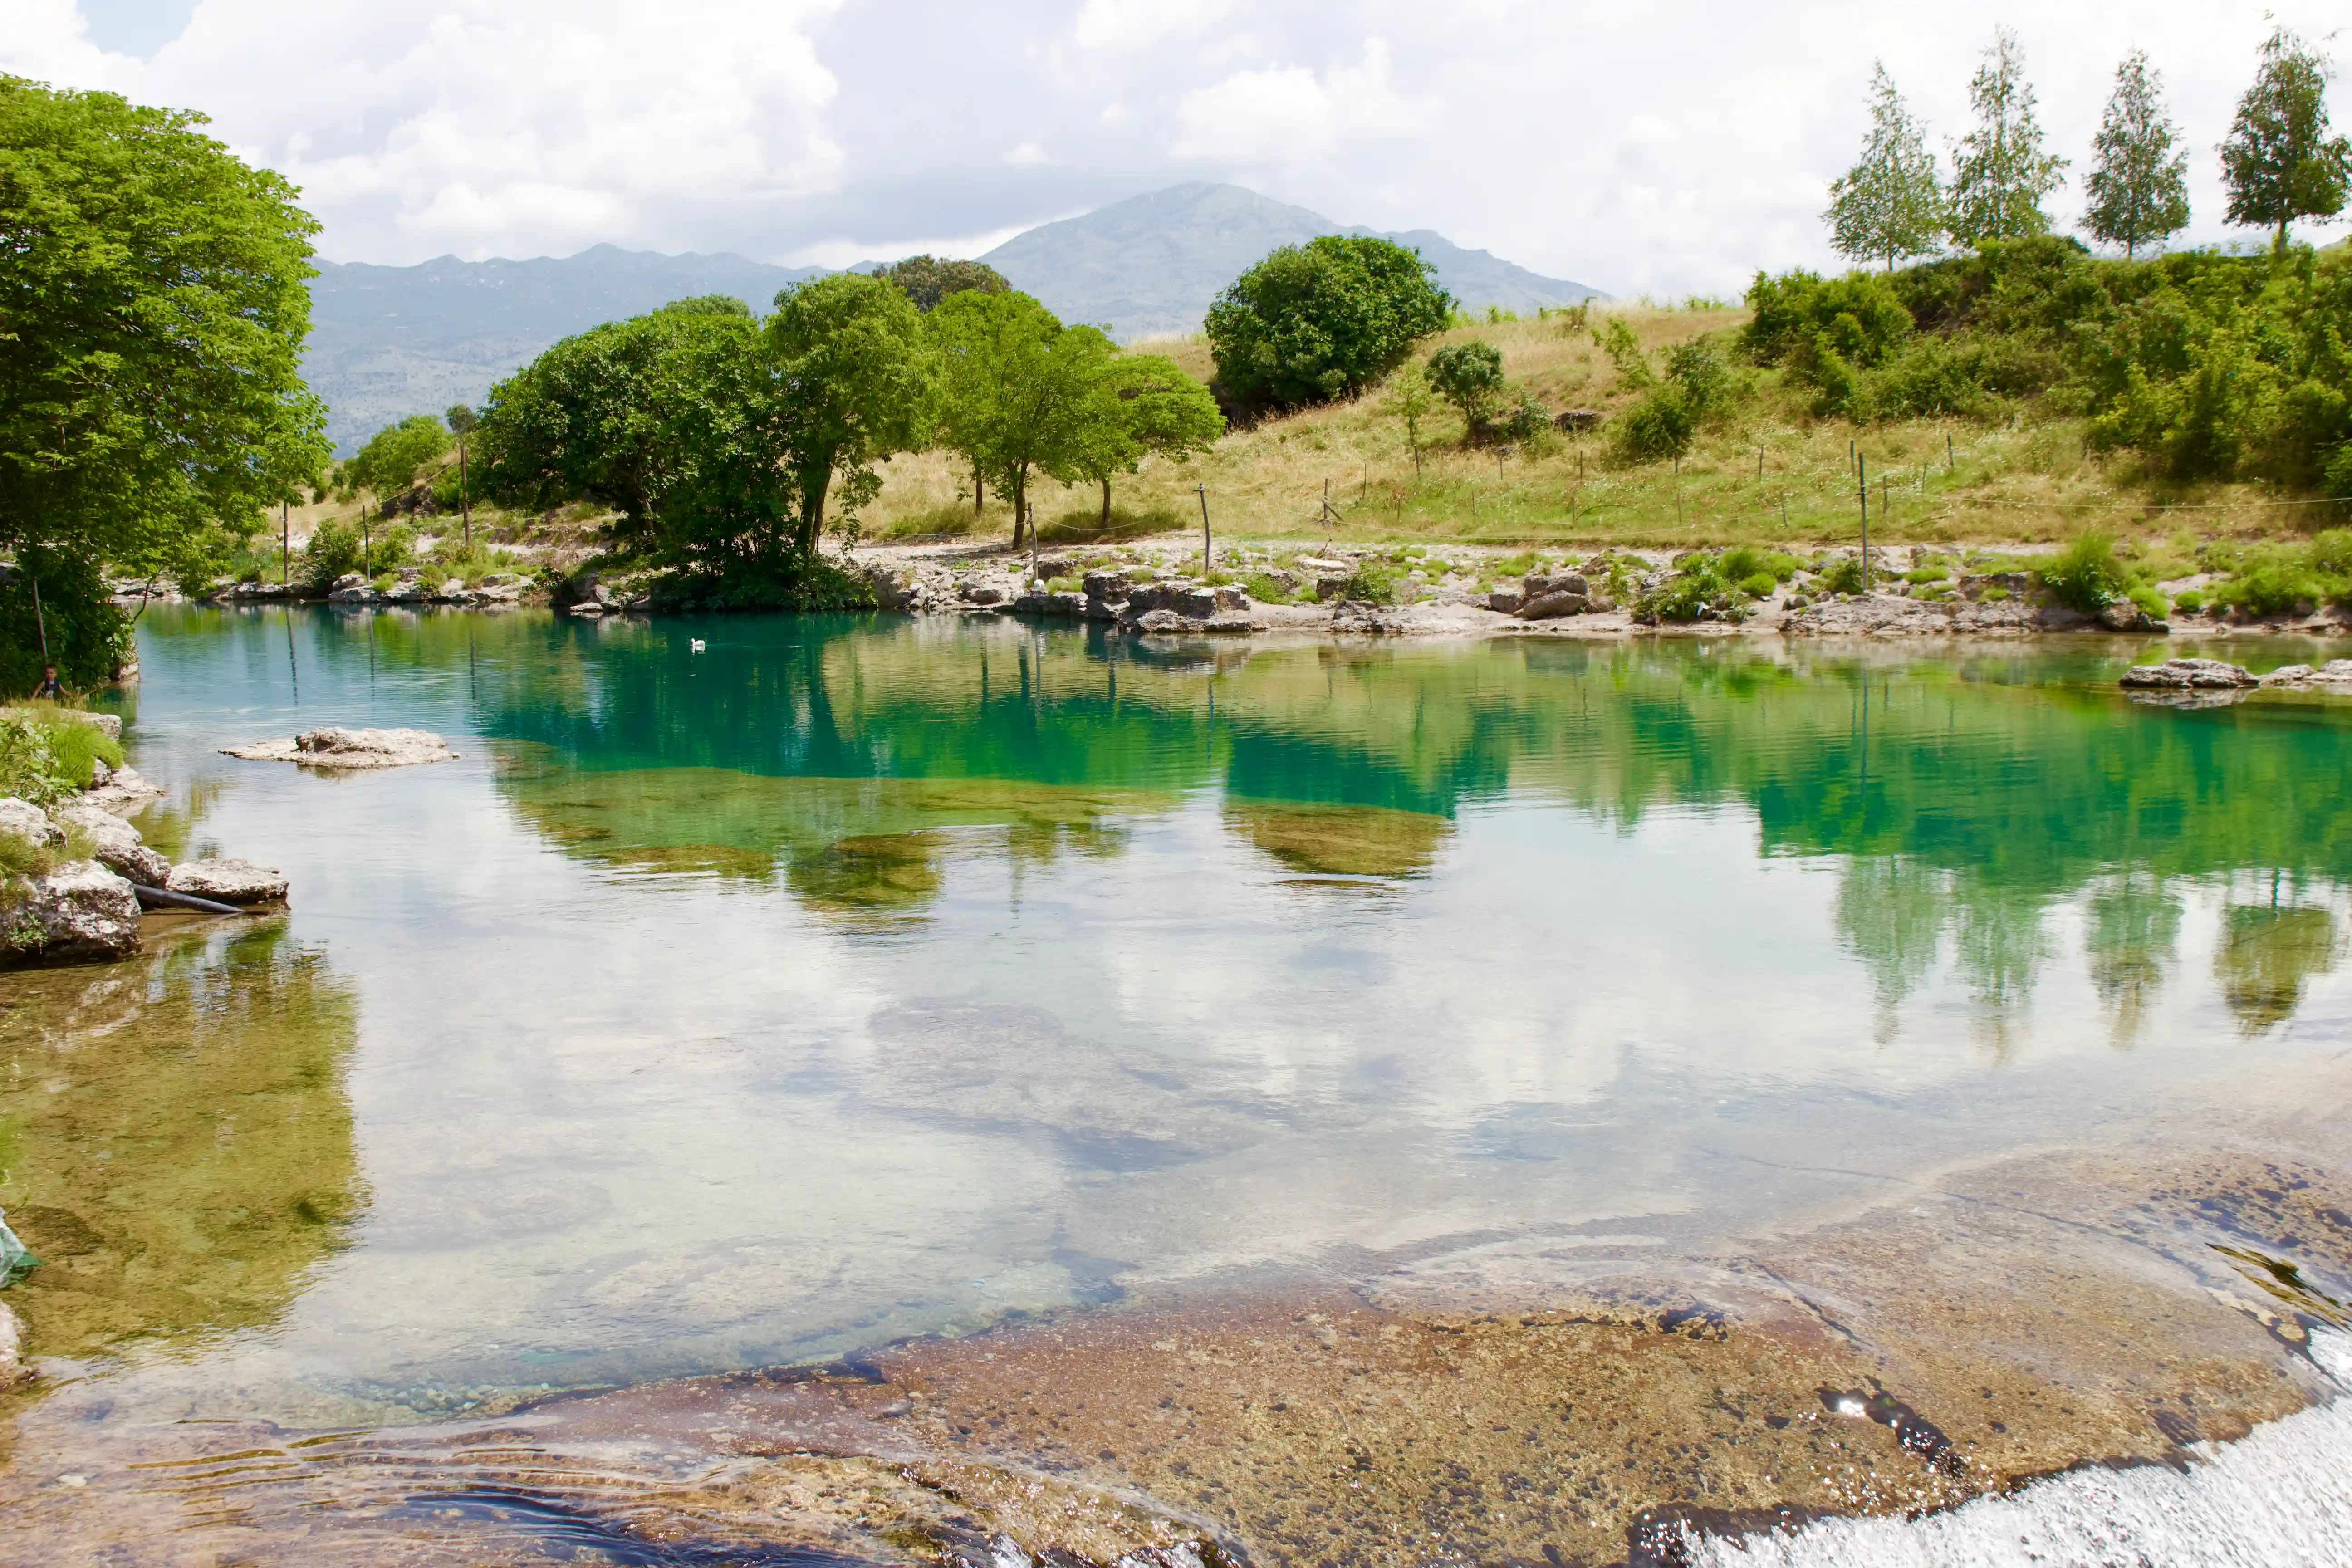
[
  {"x1": 30, "y1": 570, "x2": 48, "y2": 661},
  {"x1": 1196, "y1": 484, "x2": 1211, "y2": 573},
  {"x1": 282, "y1": 500, "x2": 291, "y2": 586},
  {"x1": 1858, "y1": 455, "x2": 1869, "y2": 588}
]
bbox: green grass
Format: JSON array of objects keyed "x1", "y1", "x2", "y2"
[{"x1": 0, "y1": 707, "x2": 123, "y2": 807}]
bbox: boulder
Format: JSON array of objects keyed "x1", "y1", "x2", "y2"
[
  {"x1": 0, "y1": 1300, "x2": 29, "y2": 1391},
  {"x1": 1524, "y1": 572, "x2": 1591, "y2": 599},
  {"x1": 568, "y1": 599, "x2": 606, "y2": 616},
  {"x1": 222, "y1": 726, "x2": 460, "y2": 769},
  {"x1": 325, "y1": 583, "x2": 377, "y2": 604},
  {"x1": 958, "y1": 578, "x2": 1008, "y2": 607},
  {"x1": 1130, "y1": 608, "x2": 1193, "y2": 634},
  {"x1": 49, "y1": 800, "x2": 170, "y2": 887},
  {"x1": 2098, "y1": 600, "x2": 2166, "y2": 632},
  {"x1": 1517, "y1": 589, "x2": 1595, "y2": 620},
  {"x1": 2, "y1": 860, "x2": 142, "y2": 964},
  {"x1": 2260, "y1": 664, "x2": 2317, "y2": 686},
  {"x1": 168, "y1": 858, "x2": 289, "y2": 906},
  {"x1": 1079, "y1": 595, "x2": 1122, "y2": 622},
  {"x1": 1314, "y1": 575, "x2": 1354, "y2": 603},
  {"x1": 2119, "y1": 657, "x2": 2259, "y2": 691},
  {"x1": 1486, "y1": 589, "x2": 1524, "y2": 614},
  {"x1": 1211, "y1": 585, "x2": 1250, "y2": 613},
  {"x1": 1331, "y1": 599, "x2": 1408, "y2": 635},
  {"x1": 1082, "y1": 571, "x2": 1131, "y2": 601},
  {"x1": 1554, "y1": 409, "x2": 1604, "y2": 432},
  {"x1": 0, "y1": 797, "x2": 60, "y2": 848},
  {"x1": 83, "y1": 764, "x2": 163, "y2": 814},
  {"x1": 1295, "y1": 556, "x2": 1350, "y2": 575}
]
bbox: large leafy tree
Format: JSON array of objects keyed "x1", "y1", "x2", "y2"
[
  {"x1": 873, "y1": 255, "x2": 1010, "y2": 312},
  {"x1": 1068, "y1": 352, "x2": 1225, "y2": 525},
  {"x1": 343, "y1": 414, "x2": 451, "y2": 501},
  {"x1": 2221, "y1": 27, "x2": 2352, "y2": 253},
  {"x1": 1205, "y1": 235, "x2": 1452, "y2": 412},
  {"x1": 1826, "y1": 64, "x2": 1946, "y2": 271},
  {"x1": 1948, "y1": 28, "x2": 2069, "y2": 245},
  {"x1": 0, "y1": 75, "x2": 327, "y2": 688},
  {"x1": 2083, "y1": 49, "x2": 2190, "y2": 259},
  {"x1": 930, "y1": 290, "x2": 1113, "y2": 545},
  {"x1": 1425, "y1": 340, "x2": 1506, "y2": 431},
  {"x1": 765, "y1": 272, "x2": 935, "y2": 554}
]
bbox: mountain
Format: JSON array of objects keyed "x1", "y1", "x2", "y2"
[
  {"x1": 979, "y1": 183, "x2": 1604, "y2": 340},
  {"x1": 305, "y1": 245, "x2": 825, "y2": 451},
  {"x1": 302, "y1": 186, "x2": 1605, "y2": 452}
]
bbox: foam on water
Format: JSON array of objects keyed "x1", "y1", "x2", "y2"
[{"x1": 1692, "y1": 1329, "x2": 2352, "y2": 1568}]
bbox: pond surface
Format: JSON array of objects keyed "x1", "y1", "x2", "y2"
[{"x1": 5, "y1": 607, "x2": 2352, "y2": 1563}]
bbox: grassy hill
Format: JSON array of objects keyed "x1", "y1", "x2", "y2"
[{"x1": 864, "y1": 302, "x2": 2336, "y2": 553}]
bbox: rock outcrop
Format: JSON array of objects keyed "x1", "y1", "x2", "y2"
[
  {"x1": 2118, "y1": 658, "x2": 2260, "y2": 690},
  {"x1": 3, "y1": 859, "x2": 142, "y2": 963},
  {"x1": 49, "y1": 799, "x2": 171, "y2": 887},
  {"x1": 223, "y1": 727, "x2": 459, "y2": 769},
  {"x1": 2257, "y1": 659, "x2": 2352, "y2": 687},
  {"x1": 167, "y1": 859, "x2": 289, "y2": 906}
]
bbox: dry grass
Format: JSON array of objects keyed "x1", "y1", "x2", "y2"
[{"x1": 867, "y1": 306, "x2": 2341, "y2": 552}]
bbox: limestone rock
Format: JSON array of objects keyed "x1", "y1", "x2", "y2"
[
  {"x1": 1082, "y1": 571, "x2": 1131, "y2": 601},
  {"x1": 168, "y1": 858, "x2": 289, "y2": 906},
  {"x1": 1517, "y1": 590, "x2": 1594, "y2": 620},
  {"x1": 2259, "y1": 660, "x2": 2352, "y2": 687},
  {"x1": 0, "y1": 1300, "x2": 29, "y2": 1390},
  {"x1": 1486, "y1": 590, "x2": 1524, "y2": 614},
  {"x1": 2, "y1": 860, "x2": 141, "y2": 964},
  {"x1": 49, "y1": 800, "x2": 171, "y2": 887},
  {"x1": 1314, "y1": 575, "x2": 1354, "y2": 603},
  {"x1": 0, "y1": 797, "x2": 60, "y2": 848},
  {"x1": 83, "y1": 764, "x2": 162, "y2": 814},
  {"x1": 223, "y1": 726, "x2": 460, "y2": 769},
  {"x1": 1524, "y1": 572, "x2": 1590, "y2": 599},
  {"x1": 2119, "y1": 658, "x2": 2259, "y2": 691},
  {"x1": 1331, "y1": 599, "x2": 1408, "y2": 635}
]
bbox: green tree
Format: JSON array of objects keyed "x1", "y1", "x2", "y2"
[
  {"x1": 764, "y1": 272, "x2": 935, "y2": 554},
  {"x1": 2220, "y1": 27, "x2": 2352, "y2": 253},
  {"x1": 0, "y1": 75, "x2": 328, "y2": 690},
  {"x1": 1205, "y1": 235, "x2": 1453, "y2": 412},
  {"x1": 2083, "y1": 49, "x2": 2190, "y2": 259},
  {"x1": 874, "y1": 255, "x2": 1011, "y2": 312},
  {"x1": 1070, "y1": 353, "x2": 1224, "y2": 526},
  {"x1": 444, "y1": 404, "x2": 478, "y2": 547},
  {"x1": 1425, "y1": 340, "x2": 1506, "y2": 435},
  {"x1": 930, "y1": 290, "x2": 1113, "y2": 545},
  {"x1": 1382, "y1": 363, "x2": 1436, "y2": 480},
  {"x1": 1826, "y1": 63, "x2": 1946, "y2": 270},
  {"x1": 346, "y1": 414, "x2": 451, "y2": 501},
  {"x1": 1949, "y1": 28, "x2": 2069, "y2": 245}
]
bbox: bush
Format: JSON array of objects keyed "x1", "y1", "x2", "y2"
[
  {"x1": 2129, "y1": 585, "x2": 2169, "y2": 621},
  {"x1": 2212, "y1": 555, "x2": 2330, "y2": 617},
  {"x1": 2037, "y1": 532, "x2": 2129, "y2": 612},
  {"x1": 1738, "y1": 571, "x2": 1777, "y2": 599},
  {"x1": 1427, "y1": 341, "x2": 1506, "y2": 429},
  {"x1": 2171, "y1": 588, "x2": 2205, "y2": 615},
  {"x1": 0, "y1": 708, "x2": 123, "y2": 807},
  {"x1": 1617, "y1": 387, "x2": 1700, "y2": 463},
  {"x1": 1205, "y1": 235, "x2": 1454, "y2": 412},
  {"x1": 1718, "y1": 546, "x2": 1802, "y2": 584},
  {"x1": 1340, "y1": 559, "x2": 1406, "y2": 604},
  {"x1": 1815, "y1": 557, "x2": 1869, "y2": 595},
  {"x1": 1742, "y1": 269, "x2": 1913, "y2": 368},
  {"x1": 1636, "y1": 554, "x2": 1745, "y2": 623}
]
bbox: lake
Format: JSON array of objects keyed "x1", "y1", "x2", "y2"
[{"x1": 3, "y1": 606, "x2": 2350, "y2": 1565}]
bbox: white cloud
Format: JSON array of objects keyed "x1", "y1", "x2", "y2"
[
  {"x1": 1172, "y1": 37, "x2": 1426, "y2": 166},
  {"x1": 1004, "y1": 140, "x2": 1050, "y2": 165},
  {"x1": 1072, "y1": 0, "x2": 1235, "y2": 51}
]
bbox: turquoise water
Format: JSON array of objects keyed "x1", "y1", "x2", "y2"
[{"x1": 6, "y1": 608, "x2": 2352, "y2": 1432}]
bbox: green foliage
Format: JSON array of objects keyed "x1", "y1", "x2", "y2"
[
  {"x1": 872, "y1": 255, "x2": 1009, "y2": 312},
  {"x1": 2171, "y1": 588, "x2": 2205, "y2": 615},
  {"x1": 2220, "y1": 27, "x2": 2352, "y2": 250},
  {"x1": 1382, "y1": 363, "x2": 1436, "y2": 471},
  {"x1": 2037, "y1": 531, "x2": 2129, "y2": 612},
  {"x1": 1205, "y1": 235, "x2": 1454, "y2": 412},
  {"x1": 1718, "y1": 546, "x2": 1803, "y2": 583},
  {"x1": 1598, "y1": 318, "x2": 1656, "y2": 388},
  {"x1": 1615, "y1": 338, "x2": 1734, "y2": 464},
  {"x1": 1816, "y1": 556, "x2": 1870, "y2": 595},
  {"x1": 0, "y1": 707, "x2": 122, "y2": 807},
  {"x1": 931, "y1": 289, "x2": 1113, "y2": 541},
  {"x1": 1826, "y1": 63, "x2": 1946, "y2": 270},
  {"x1": 2084, "y1": 50, "x2": 2190, "y2": 259},
  {"x1": 1339, "y1": 558, "x2": 1406, "y2": 604},
  {"x1": 346, "y1": 414, "x2": 451, "y2": 499},
  {"x1": 1426, "y1": 340, "x2": 1507, "y2": 429},
  {"x1": 1743, "y1": 271, "x2": 1913, "y2": 417},
  {"x1": 765, "y1": 272, "x2": 936, "y2": 554},
  {"x1": 1948, "y1": 28, "x2": 2068, "y2": 245},
  {"x1": 0, "y1": 77, "x2": 329, "y2": 590},
  {"x1": 2204, "y1": 533, "x2": 2352, "y2": 616},
  {"x1": 0, "y1": 549, "x2": 129, "y2": 694},
  {"x1": 1069, "y1": 351, "x2": 1225, "y2": 519},
  {"x1": 1636, "y1": 555, "x2": 1743, "y2": 623}
]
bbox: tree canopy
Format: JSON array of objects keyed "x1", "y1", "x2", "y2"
[
  {"x1": 1426, "y1": 340, "x2": 1506, "y2": 430},
  {"x1": 1205, "y1": 235, "x2": 1452, "y2": 413},
  {"x1": 1948, "y1": 29, "x2": 2068, "y2": 245},
  {"x1": 929, "y1": 289, "x2": 1115, "y2": 544},
  {"x1": 1068, "y1": 352, "x2": 1225, "y2": 524},
  {"x1": 2221, "y1": 27, "x2": 2351, "y2": 252},
  {"x1": 343, "y1": 414, "x2": 451, "y2": 499},
  {"x1": 2083, "y1": 50, "x2": 2190, "y2": 259},
  {"x1": 873, "y1": 255, "x2": 1011, "y2": 312},
  {"x1": 1826, "y1": 64, "x2": 1946, "y2": 271},
  {"x1": 0, "y1": 74, "x2": 328, "y2": 688},
  {"x1": 765, "y1": 272, "x2": 935, "y2": 554}
]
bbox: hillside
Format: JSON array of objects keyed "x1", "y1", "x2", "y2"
[
  {"x1": 303, "y1": 184, "x2": 1603, "y2": 452},
  {"x1": 978, "y1": 182, "x2": 1604, "y2": 339}
]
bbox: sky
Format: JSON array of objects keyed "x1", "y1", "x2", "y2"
[{"x1": 4, "y1": 0, "x2": 2348, "y2": 296}]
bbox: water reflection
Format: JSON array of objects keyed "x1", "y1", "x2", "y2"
[{"x1": 0, "y1": 922, "x2": 362, "y2": 1363}]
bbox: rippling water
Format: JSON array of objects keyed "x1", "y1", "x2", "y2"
[{"x1": 4, "y1": 607, "x2": 2351, "y2": 1563}]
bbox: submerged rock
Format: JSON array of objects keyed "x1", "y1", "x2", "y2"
[
  {"x1": 2120, "y1": 657, "x2": 2260, "y2": 690},
  {"x1": 223, "y1": 726, "x2": 460, "y2": 769},
  {"x1": 2259, "y1": 659, "x2": 2352, "y2": 687},
  {"x1": 167, "y1": 858, "x2": 289, "y2": 906}
]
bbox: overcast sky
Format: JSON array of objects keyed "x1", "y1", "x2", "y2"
[{"x1": 5, "y1": 0, "x2": 2347, "y2": 295}]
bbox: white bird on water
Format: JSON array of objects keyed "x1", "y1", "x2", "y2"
[{"x1": 690, "y1": 639, "x2": 706, "y2": 652}]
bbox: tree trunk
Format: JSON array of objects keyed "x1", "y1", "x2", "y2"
[
  {"x1": 2277, "y1": 217, "x2": 2289, "y2": 255},
  {"x1": 1011, "y1": 466, "x2": 1027, "y2": 548},
  {"x1": 458, "y1": 435, "x2": 470, "y2": 550},
  {"x1": 1100, "y1": 478, "x2": 1112, "y2": 528},
  {"x1": 973, "y1": 458, "x2": 985, "y2": 517},
  {"x1": 798, "y1": 463, "x2": 832, "y2": 557}
]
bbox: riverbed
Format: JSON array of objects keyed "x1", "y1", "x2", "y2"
[{"x1": 3, "y1": 606, "x2": 2350, "y2": 1564}]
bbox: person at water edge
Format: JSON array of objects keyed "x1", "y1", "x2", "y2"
[{"x1": 31, "y1": 665, "x2": 64, "y2": 700}]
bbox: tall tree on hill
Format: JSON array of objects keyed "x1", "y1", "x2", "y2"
[
  {"x1": 1949, "y1": 29, "x2": 2069, "y2": 246},
  {"x1": 0, "y1": 75, "x2": 328, "y2": 690},
  {"x1": 1825, "y1": 64, "x2": 1946, "y2": 271},
  {"x1": 764, "y1": 273, "x2": 935, "y2": 554},
  {"x1": 1068, "y1": 353, "x2": 1225, "y2": 527},
  {"x1": 2083, "y1": 50, "x2": 2190, "y2": 259},
  {"x1": 2220, "y1": 27, "x2": 2352, "y2": 253},
  {"x1": 930, "y1": 290, "x2": 1112, "y2": 547}
]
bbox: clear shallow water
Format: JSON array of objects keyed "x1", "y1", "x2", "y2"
[{"x1": 6, "y1": 608, "x2": 2352, "y2": 1557}]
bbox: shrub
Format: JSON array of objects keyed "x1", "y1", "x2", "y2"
[
  {"x1": 1738, "y1": 571, "x2": 1777, "y2": 599},
  {"x1": 2213, "y1": 557, "x2": 2327, "y2": 617},
  {"x1": 0, "y1": 708, "x2": 122, "y2": 807},
  {"x1": 1205, "y1": 235, "x2": 1454, "y2": 412},
  {"x1": 2129, "y1": 585, "x2": 2169, "y2": 620},
  {"x1": 1636, "y1": 555, "x2": 1743, "y2": 623},
  {"x1": 2037, "y1": 532, "x2": 2129, "y2": 612},
  {"x1": 1340, "y1": 559, "x2": 1406, "y2": 604},
  {"x1": 1816, "y1": 556, "x2": 1869, "y2": 595},
  {"x1": 2171, "y1": 588, "x2": 2205, "y2": 614},
  {"x1": 1742, "y1": 269, "x2": 1913, "y2": 368},
  {"x1": 1427, "y1": 341, "x2": 1506, "y2": 429},
  {"x1": 1718, "y1": 546, "x2": 1802, "y2": 584}
]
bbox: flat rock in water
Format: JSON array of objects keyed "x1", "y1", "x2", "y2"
[
  {"x1": 81, "y1": 763, "x2": 163, "y2": 814},
  {"x1": 2118, "y1": 657, "x2": 2259, "y2": 690},
  {"x1": 167, "y1": 858, "x2": 289, "y2": 906},
  {"x1": 223, "y1": 727, "x2": 458, "y2": 769},
  {"x1": 2258, "y1": 659, "x2": 2352, "y2": 687},
  {"x1": 2, "y1": 860, "x2": 141, "y2": 964}
]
